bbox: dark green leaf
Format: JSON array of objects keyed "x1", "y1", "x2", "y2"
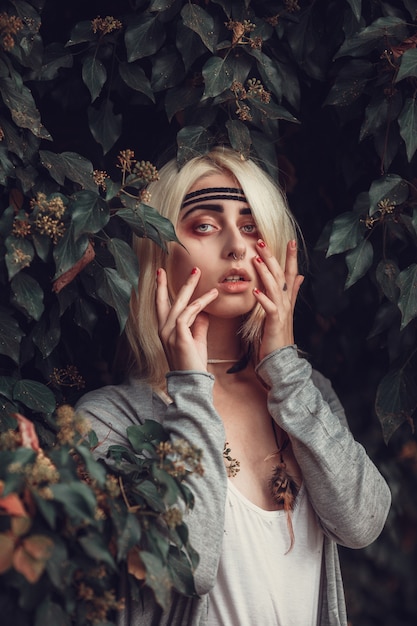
[
  {"x1": 395, "y1": 48, "x2": 417, "y2": 83},
  {"x1": 82, "y1": 55, "x2": 107, "y2": 102},
  {"x1": 66, "y1": 20, "x2": 96, "y2": 46},
  {"x1": 11, "y1": 272, "x2": 44, "y2": 321},
  {"x1": 0, "y1": 77, "x2": 51, "y2": 139},
  {"x1": 376, "y1": 259, "x2": 400, "y2": 303},
  {"x1": 119, "y1": 62, "x2": 155, "y2": 102},
  {"x1": 151, "y1": 47, "x2": 185, "y2": 92},
  {"x1": 74, "y1": 444, "x2": 107, "y2": 487},
  {"x1": 35, "y1": 598, "x2": 69, "y2": 626},
  {"x1": 51, "y1": 482, "x2": 97, "y2": 522},
  {"x1": 136, "y1": 480, "x2": 166, "y2": 512},
  {"x1": 152, "y1": 465, "x2": 181, "y2": 506},
  {"x1": 398, "y1": 98, "x2": 417, "y2": 162},
  {"x1": 396, "y1": 263, "x2": 417, "y2": 329},
  {"x1": 140, "y1": 551, "x2": 172, "y2": 608},
  {"x1": 168, "y1": 546, "x2": 197, "y2": 597},
  {"x1": 32, "y1": 306, "x2": 61, "y2": 359},
  {"x1": 108, "y1": 238, "x2": 140, "y2": 290},
  {"x1": 226, "y1": 119, "x2": 251, "y2": 159},
  {"x1": 326, "y1": 212, "x2": 364, "y2": 257},
  {"x1": 181, "y1": 4, "x2": 216, "y2": 53},
  {"x1": 335, "y1": 17, "x2": 408, "y2": 59},
  {"x1": 53, "y1": 225, "x2": 89, "y2": 278},
  {"x1": 88, "y1": 100, "x2": 122, "y2": 155},
  {"x1": 127, "y1": 420, "x2": 168, "y2": 454},
  {"x1": 5, "y1": 236, "x2": 35, "y2": 280},
  {"x1": 202, "y1": 56, "x2": 235, "y2": 98},
  {"x1": 176, "y1": 20, "x2": 208, "y2": 72},
  {"x1": 0, "y1": 309, "x2": 24, "y2": 364},
  {"x1": 32, "y1": 42, "x2": 73, "y2": 81},
  {"x1": 39, "y1": 151, "x2": 96, "y2": 190},
  {"x1": 70, "y1": 190, "x2": 109, "y2": 239},
  {"x1": 117, "y1": 201, "x2": 180, "y2": 250},
  {"x1": 346, "y1": 0, "x2": 361, "y2": 22},
  {"x1": 78, "y1": 532, "x2": 117, "y2": 569},
  {"x1": 125, "y1": 15, "x2": 166, "y2": 62},
  {"x1": 368, "y1": 174, "x2": 409, "y2": 216},
  {"x1": 165, "y1": 84, "x2": 203, "y2": 122},
  {"x1": 345, "y1": 239, "x2": 373, "y2": 289},
  {"x1": 114, "y1": 512, "x2": 142, "y2": 561},
  {"x1": 376, "y1": 356, "x2": 417, "y2": 443},
  {"x1": 96, "y1": 267, "x2": 132, "y2": 330},
  {"x1": 324, "y1": 60, "x2": 373, "y2": 107},
  {"x1": 359, "y1": 91, "x2": 402, "y2": 141},
  {"x1": 248, "y1": 96, "x2": 298, "y2": 123},
  {"x1": 177, "y1": 126, "x2": 212, "y2": 167},
  {"x1": 13, "y1": 379, "x2": 56, "y2": 414}
]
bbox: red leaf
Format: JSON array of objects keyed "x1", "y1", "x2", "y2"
[{"x1": 13, "y1": 413, "x2": 40, "y2": 451}]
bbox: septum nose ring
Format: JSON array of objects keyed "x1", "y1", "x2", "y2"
[{"x1": 232, "y1": 252, "x2": 245, "y2": 261}]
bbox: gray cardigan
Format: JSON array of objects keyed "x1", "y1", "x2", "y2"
[{"x1": 76, "y1": 345, "x2": 391, "y2": 626}]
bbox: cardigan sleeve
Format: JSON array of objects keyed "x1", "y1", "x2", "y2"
[
  {"x1": 256, "y1": 346, "x2": 391, "y2": 549},
  {"x1": 75, "y1": 372, "x2": 227, "y2": 597}
]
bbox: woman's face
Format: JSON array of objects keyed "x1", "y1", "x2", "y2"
[{"x1": 168, "y1": 171, "x2": 262, "y2": 318}]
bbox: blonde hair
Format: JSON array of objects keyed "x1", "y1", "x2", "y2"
[{"x1": 125, "y1": 146, "x2": 299, "y2": 388}]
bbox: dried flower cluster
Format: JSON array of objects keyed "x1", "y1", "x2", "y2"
[
  {"x1": 49, "y1": 365, "x2": 85, "y2": 390},
  {"x1": 0, "y1": 12, "x2": 23, "y2": 50},
  {"x1": 231, "y1": 78, "x2": 271, "y2": 121},
  {"x1": 91, "y1": 15, "x2": 123, "y2": 36}
]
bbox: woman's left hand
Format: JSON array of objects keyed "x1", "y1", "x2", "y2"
[{"x1": 252, "y1": 239, "x2": 304, "y2": 361}]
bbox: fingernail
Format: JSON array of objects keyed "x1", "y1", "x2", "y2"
[
  {"x1": 191, "y1": 267, "x2": 198, "y2": 275},
  {"x1": 156, "y1": 268, "x2": 161, "y2": 276},
  {"x1": 257, "y1": 239, "x2": 266, "y2": 248},
  {"x1": 255, "y1": 256, "x2": 263, "y2": 263},
  {"x1": 290, "y1": 239, "x2": 297, "y2": 249},
  {"x1": 253, "y1": 288, "x2": 260, "y2": 294}
]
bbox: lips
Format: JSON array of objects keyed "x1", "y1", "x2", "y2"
[{"x1": 220, "y1": 269, "x2": 251, "y2": 284}]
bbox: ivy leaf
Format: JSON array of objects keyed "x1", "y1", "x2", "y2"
[
  {"x1": 70, "y1": 190, "x2": 109, "y2": 239},
  {"x1": 151, "y1": 47, "x2": 185, "y2": 92},
  {"x1": 0, "y1": 309, "x2": 24, "y2": 364},
  {"x1": 326, "y1": 212, "x2": 364, "y2": 257},
  {"x1": 39, "y1": 150, "x2": 96, "y2": 191},
  {"x1": 127, "y1": 420, "x2": 168, "y2": 454},
  {"x1": 117, "y1": 202, "x2": 180, "y2": 251},
  {"x1": 108, "y1": 238, "x2": 140, "y2": 290},
  {"x1": 0, "y1": 77, "x2": 51, "y2": 139},
  {"x1": 78, "y1": 532, "x2": 116, "y2": 569},
  {"x1": 376, "y1": 355, "x2": 417, "y2": 443},
  {"x1": 345, "y1": 239, "x2": 373, "y2": 289},
  {"x1": 375, "y1": 259, "x2": 400, "y2": 303},
  {"x1": 96, "y1": 267, "x2": 132, "y2": 331},
  {"x1": 34, "y1": 598, "x2": 69, "y2": 626},
  {"x1": 53, "y1": 224, "x2": 89, "y2": 278},
  {"x1": 226, "y1": 119, "x2": 251, "y2": 160},
  {"x1": 165, "y1": 84, "x2": 203, "y2": 122},
  {"x1": 324, "y1": 60, "x2": 374, "y2": 107},
  {"x1": 335, "y1": 17, "x2": 407, "y2": 58},
  {"x1": 396, "y1": 263, "x2": 417, "y2": 330},
  {"x1": 139, "y1": 551, "x2": 172, "y2": 610},
  {"x1": 34, "y1": 43, "x2": 73, "y2": 81},
  {"x1": 32, "y1": 306, "x2": 61, "y2": 359},
  {"x1": 82, "y1": 55, "x2": 107, "y2": 102},
  {"x1": 177, "y1": 125, "x2": 212, "y2": 167},
  {"x1": 11, "y1": 273, "x2": 44, "y2": 321},
  {"x1": 398, "y1": 98, "x2": 417, "y2": 163},
  {"x1": 5, "y1": 236, "x2": 35, "y2": 280},
  {"x1": 368, "y1": 174, "x2": 409, "y2": 216},
  {"x1": 119, "y1": 62, "x2": 155, "y2": 102},
  {"x1": 176, "y1": 20, "x2": 208, "y2": 72},
  {"x1": 88, "y1": 99, "x2": 122, "y2": 155},
  {"x1": 66, "y1": 20, "x2": 96, "y2": 46},
  {"x1": 13, "y1": 379, "x2": 56, "y2": 415},
  {"x1": 395, "y1": 47, "x2": 417, "y2": 83},
  {"x1": 51, "y1": 482, "x2": 97, "y2": 523},
  {"x1": 125, "y1": 15, "x2": 166, "y2": 62},
  {"x1": 346, "y1": 0, "x2": 361, "y2": 21},
  {"x1": 202, "y1": 56, "x2": 235, "y2": 99},
  {"x1": 181, "y1": 4, "x2": 216, "y2": 53}
]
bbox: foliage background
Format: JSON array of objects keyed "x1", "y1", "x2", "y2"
[{"x1": 1, "y1": 0, "x2": 417, "y2": 623}]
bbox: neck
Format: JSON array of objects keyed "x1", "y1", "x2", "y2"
[{"x1": 206, "y1": 315, "x2": 243, "y2": 362}]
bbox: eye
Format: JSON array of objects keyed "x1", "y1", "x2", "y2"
[
  {"x1": 194, "y1": 223, "x2": 216, "y2": 233},
  {"x1": 241, "y1": 223, "x2": 258, "y2": 235}
]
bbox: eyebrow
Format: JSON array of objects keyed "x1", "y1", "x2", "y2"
[{"x1": 181, "y1": 204, "x2": 252, "y2": 220}]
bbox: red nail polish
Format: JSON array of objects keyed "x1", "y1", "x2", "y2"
[
  {"x1": 191, "y1": 267, "x2": 198, "y2": 275},
  {"x1": 256, "y1": 256, "x2": 263, "y2": 263},
  {"x1": 257, "y1": 239, "x2": 266, "y2": 248},
  {"x1": 253, "y1": 288, "x2": 260, "y2": 294},
  {"x1": 156, "y1": 268, "x2": 161, "y2": 276}
]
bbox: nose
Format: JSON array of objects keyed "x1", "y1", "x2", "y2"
[{"x1": 223, "y1": 227, "x2": 246, "y2": 261}]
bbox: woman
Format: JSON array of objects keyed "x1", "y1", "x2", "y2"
[{"x1": 76, "y1": 146, "x2": 391, "y2": 625}]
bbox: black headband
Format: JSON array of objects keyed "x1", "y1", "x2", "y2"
[{"x1": 182, "y1": 186, "x2": 247, "y2": 208}]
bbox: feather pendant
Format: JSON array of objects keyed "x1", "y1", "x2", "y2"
[{"x1": 269, "y1": 462, "x2": 299, "y2": 553}]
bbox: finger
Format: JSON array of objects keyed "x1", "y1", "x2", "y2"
[
  {"x1": 175, "y1": 288, "x2": 219, "y2": 333},
  {"x1": 155, "y1": 268, "x2": 171, "y2": 331},
  {"x1": 283, "y1": 239, "x2": 299, "y2": 293}
]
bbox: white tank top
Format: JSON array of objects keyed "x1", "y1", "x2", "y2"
[{"x1": 206, "y1": 480, "x2": 323, "y2": 626}]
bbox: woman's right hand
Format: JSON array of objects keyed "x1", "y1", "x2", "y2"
[{"x1": 156, "y1": 267, "x2": 218, "y2": 372}]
